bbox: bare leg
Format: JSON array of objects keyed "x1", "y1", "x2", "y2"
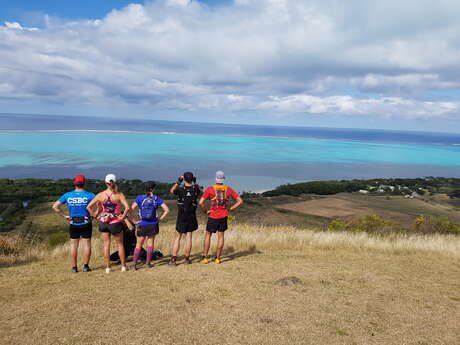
[
  {"x1": 146, "y1": 235, "x2": 155, "y2": 265},
  {"x1": 146, "y1": 235, "x2": 155, "y2": 248},
  {"x1": 101, "y1": 232, "x2": 111, "y2": 269},
  {"x1": 185, "y1": 231, "x2": 193, "y2": 258},
  {"x1": 82, "y1": 238, "x2": 91, "y2": 265},
  {"x1": 70, "y1": 238, "x2": 79, "y2": 267},
  {"x1": 114, "y1": 232, "x2": 126, "y2": 268},
  {"x1": 216, "y1": 231, "x2": 225, "y2": 259},
  {"x1": 202, "y1": 231, "x2": 212, "y2": 257},
  {"x1": 172, "y1": 232, "x2": 182, "y2": 257},
  {"x1": 136, "y1": 236, "x2": 145, "y2": 249},
  {"x1": 133, "y1": 236, "x2": 144, "y2": 265}
]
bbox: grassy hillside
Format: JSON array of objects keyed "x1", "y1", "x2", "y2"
[{"x1": 1, "y1": 224, "x2": 459, "y2": 345}]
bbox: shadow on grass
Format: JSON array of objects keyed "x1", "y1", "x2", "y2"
[
  {"x1": 220, "y1": 245, "x2": 262, "y2": 262},
  {"x1": 103, "y1": 246, "x2": 262, "y2": 268}
]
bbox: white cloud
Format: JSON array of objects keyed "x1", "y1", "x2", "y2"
[
  {"x1": 0, "y1": 0, "x2": 460, "y2": 121},
  {"x1": 256, "y1": 94, "x2": 459, "y2": 119}
]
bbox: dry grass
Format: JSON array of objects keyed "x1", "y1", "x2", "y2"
[
  {"x1": 1, "y1": 224, "x2": 459, "y2": 345},
  {"x1": 0, "y1": 233, "x2": 46, "y2": 267}
]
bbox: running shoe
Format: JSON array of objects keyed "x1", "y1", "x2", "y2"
[
  {"x1": 200, "y1": 257, "x2": 209, "y2": 264},
  {"x1": 71, "y1": 267, "x2": 78, "y2": 273},
  {"x1": 121, "y1": 266, "x2": 128, "y2": 272},
  {"x1": 215, "y1": 258, "x2": 221, "y2": 264},
  {"x1": 146, "y1": 262, "x2": 154, "y2": 268},
  {"x1": 105, "y1": 267, "x2": 111, "y2": 274},
  {"x1": 168, "y1": 259, "x2": 177, "y2": 266},
  {"x1": 83, "y1": 265, "x2": 91, "y2": 272},
  {"x1": 185, "y1": 257, "x2": 192, "y2": 265},
  {"x1": 133, "y1": 261, "x2": 139, "y2": 271}
]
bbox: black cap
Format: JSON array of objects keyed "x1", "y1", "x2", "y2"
[
  {"x1": 183, "y1": 172, "x2": 194, "y2": 183},
  {"x1": 144, "y1": 181, "x2": 156, "y2": 190}
]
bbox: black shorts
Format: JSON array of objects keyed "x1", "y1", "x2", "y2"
[
  {"x1": 99, "y1": 221, "x2": 124, "y2": 235},
  {"x1": 69, "y1": 223, "x2": 92, "y2": 239},
  {"x1": 136, "y1": 224, "x2": 159, "y2": 237},
  {"x1": 206, "y1": 217, "x2": 228, "y2": 233},
  {"x1": 176, "y1": 218, "x2": 198, "y2": 233}
]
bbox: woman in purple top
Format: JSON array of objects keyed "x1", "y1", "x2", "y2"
[{"x1": 131, "y1": 181, "x2": 169, "y2": 269}]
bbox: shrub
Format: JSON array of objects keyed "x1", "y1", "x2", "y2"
[
  {"x1": 48, "y1": 232, "x2": 68, "y2": 247},
  {"x1": 0, "y1": 234, "x2": 24, "y2": 255},
  {"x1": 329, "y1": 214, "x2": 403, "y2": 234},
  {"x1": 414, "y1": 215, "x2": 460, "y2": 235}
]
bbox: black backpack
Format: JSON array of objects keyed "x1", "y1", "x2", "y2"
[{"x1": 177, "y1": 185, "x2": 199, "y2": 213}]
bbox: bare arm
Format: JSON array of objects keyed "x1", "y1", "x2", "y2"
[
  {"x1": 229, "y1": 196, "x2": 243, "y2": 212},
  {"x1": 86, "y1": 194, "x2": 101, "y2": 218},
  {"x1": 119, "y1": 193, "x2": 130, "y2": 220},
  {"x1": 198, "y1": 197, "x2": 210, "y2": 214},
  {"x1": 159, "y1": 203, "x2": 170, "y2": 221},
  {"x1": 52, "y1": 201, "x2": 70, "y2": 219},
  {"x1": 170, "y1": 183, "x2": 179, "y2": 194},
  {"x1": 131, "y1": 202, "x2": 139, "y2": 224},
  {"x1": 170, "y1": 175, "x2": 183, "y2": 194}
]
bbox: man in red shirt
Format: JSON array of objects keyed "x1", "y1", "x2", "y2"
[{"x1": 198, "y1": 171, "x2": 243, "y2": 264}]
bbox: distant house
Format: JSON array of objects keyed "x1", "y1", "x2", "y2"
[{"x1": 359, "y1": 190, "x2": 369, "y2": 194}]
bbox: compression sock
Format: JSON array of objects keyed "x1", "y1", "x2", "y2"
[
  {"x1": 146, "y1": 246, "x2": 154, "y2": 265},
  {"x1": 133, "y1": 247, "x2": 141, "y2": 265}
]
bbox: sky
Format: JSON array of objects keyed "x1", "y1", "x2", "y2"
[{"x1": 0, "y1": 0, "x2": 460, "y2": 132}]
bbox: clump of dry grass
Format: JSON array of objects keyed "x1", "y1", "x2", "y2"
[{"x1": 0, "y1": 233, "x2": 45, "y2": 267}]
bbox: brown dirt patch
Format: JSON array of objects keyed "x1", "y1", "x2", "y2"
[{"x1": 277, "y1": 197, "x2": 414, "y2": 226}]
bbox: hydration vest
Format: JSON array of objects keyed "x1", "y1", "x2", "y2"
[
  {"x1": 139, "y1": 195, "x2": 158, "y2": 221},
  {"x1": 211, "y1": 184, "x2": 228, "y2": 209},
  {"x1": 177, "y1": 185, "x2": 198, "y2": 213}
]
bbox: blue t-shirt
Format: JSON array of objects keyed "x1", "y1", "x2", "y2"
[
  {"x1": 135, "y1": 194, "x2": 164, "y2": 226},
  {"x1": 58, "y1": 190, "x2": 95, "y2": 226}
]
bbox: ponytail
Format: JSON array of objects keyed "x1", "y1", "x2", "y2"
[{"x1": 107, "y1": 181, "x2": 118, "y2": 194}]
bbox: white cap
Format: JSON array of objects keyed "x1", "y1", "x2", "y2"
[
  {"x1": 215, "y1": 170, "x2": 225, "y2": 184},
  {"x1": 105, "y1": 173, "x2": 117, "y2": 183}
]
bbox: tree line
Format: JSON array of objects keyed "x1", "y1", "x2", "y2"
[{"x1": 262, "y1": 177, "x2": 460, "y2": 197}]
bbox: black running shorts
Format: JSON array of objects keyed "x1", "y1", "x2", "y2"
[
  {"x1": 99, "y1": 221, "x2": 124, "y2": 235},
  {"x1": 176, "y1": 217, "x2": 198, "y2": 233},
  {"x1": 136, "y1": 223, "x2": 159, "y2": 237},
  {"x1": 206, "y1": 217, "x2": 228, "y2": 233},
  {"x1": 69, "y1": 223, "x2": 92, "y2": 239}
]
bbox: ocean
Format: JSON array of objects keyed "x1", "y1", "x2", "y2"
[{"x1": 1, "y1": 114, "x2": 460, "y2": 191}]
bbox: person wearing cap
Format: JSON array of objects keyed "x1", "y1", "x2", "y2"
[
  {"x1": 87, "y1": 173, "x2": 130, "y2": 273},
  {"x1": 169, "y1": 172, "x2": 201, "y2": 265},
  {"x1": 52, "y1": 175, "x2": 96, "y2": 273},
  {"x1": 198, "y1": 171, "x2": 243, "y2": 264},
  {"x1": 131, "y1": 181, "x2": 169, "y2": 269}
]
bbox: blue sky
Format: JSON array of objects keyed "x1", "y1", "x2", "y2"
[{"x1": 0, "y1": 0, "x2": 460, "y2": 132}]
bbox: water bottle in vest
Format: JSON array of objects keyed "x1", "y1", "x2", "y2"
[{"x1": 140, "y1": 196, "x2": 157, "y2": 221}]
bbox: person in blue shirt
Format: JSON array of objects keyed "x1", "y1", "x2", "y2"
[
  {"x1": 52, "y1": 175, "x2": 95, "y2": 273},
  {"x1": 131, "y1": 181, "x2": 169, "y2": 269}
]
